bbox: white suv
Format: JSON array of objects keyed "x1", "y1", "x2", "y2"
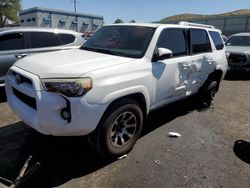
[{"x1": 5, "y1": 22, "x2": 228, "y2": 158}]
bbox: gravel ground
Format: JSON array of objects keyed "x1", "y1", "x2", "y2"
[{"x1": 0, "y1": 72, "x2": 250, "y2": 188}]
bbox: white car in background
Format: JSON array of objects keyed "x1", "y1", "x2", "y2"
[
  {"x1": 226, "y1": 33, "x2": 250, "y2": 72},
  {"x1": 0, "y1": 27, "x2": 84, "y2": 87},
  {"x1": 5, "y1": 22, "x2": 227, "y2": 158}
]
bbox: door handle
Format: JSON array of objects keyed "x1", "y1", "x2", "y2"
[
  {"x1": 183, "y1": 63, "x2": 192, "y2": 69},
  {"x1": 15, "y1": 54, "x2": 27, "y2": 59},
  {"x1": 207, "y1": 60, "x2": 215, "y2": 65}
]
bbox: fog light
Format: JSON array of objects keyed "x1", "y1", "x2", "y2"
[{"x1": 61, "y1": 108, "x2": 71, "y2": 121}]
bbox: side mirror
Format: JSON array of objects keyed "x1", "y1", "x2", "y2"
[{"x1": 157, "y1": 48, "x2": 173, "y2": 60}]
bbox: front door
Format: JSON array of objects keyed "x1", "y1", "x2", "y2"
[{"x1": 151, "y1": 28, "x2": 191, "y2": 108}]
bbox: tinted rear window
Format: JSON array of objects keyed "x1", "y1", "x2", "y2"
[
  {"x1": 209, "y1": 31, "x2": 224, "y2": 50},
  {"x1": 0, "y1": 33, "x2": 24, "y2": 51},
  {"x1": 29, "y1": 32, "x2": 60, "y2": 48},
  {"x1": 58, "y1": 34, "x2": 76, "y2": 45},
  {"x1": 191, "y1": 29, "x2": 211, "y2": 54}
]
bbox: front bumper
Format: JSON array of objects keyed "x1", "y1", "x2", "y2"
[
  {"x1": 227, "y1": 53, "x2": 250, "y2": 71},
  {"x1": 228, "y1": 64, "x2": 250, "y2": 72},
  {"x1": 5, "y1": 66, "x2": 108, "y2": 136}
]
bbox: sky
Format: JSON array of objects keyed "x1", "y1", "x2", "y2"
[{"x1": 22, "y1": 0, "x2": 250, "y2": 24}]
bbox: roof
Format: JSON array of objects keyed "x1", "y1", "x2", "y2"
[
  {"x1": 105, "y1": 23, "x2": 162, "y2": 28},
  {"x1": 0, "y1": 27, "x2": 80, "y2": 34},
  {"x1": 20, "y1": 7, "x2": 103, "y2": 20},
  {"x1": 104, "y1": 23, "x2": 221, "y2": 31}
]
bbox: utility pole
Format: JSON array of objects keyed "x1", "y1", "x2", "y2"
[{"x1": 73, "y1": 0, "x2": 77, "y2": 12}]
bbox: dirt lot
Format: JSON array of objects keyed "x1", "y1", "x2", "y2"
[{"x1": 0, "y1": 72, "x2": 250, "y2": 188}]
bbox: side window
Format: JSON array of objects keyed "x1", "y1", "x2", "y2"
[
  {"x1": 58, "y1": 34, "x2": 76, "y2": 45},
  {"x1": 157, "y1": 29, "x2": 188, "y2": 57},
  {"x1": 29, "y1": 32, "x2": 60, "y2": 48},
  {"x1": 209, "y1": 31, "x2": 224, "y2": 50},
  {"x1": 0, "y1": 33, "x2": 24, "y2": 51},
  {"x1": 191, "y1": 29, "x2": 211, "y2": 54}
]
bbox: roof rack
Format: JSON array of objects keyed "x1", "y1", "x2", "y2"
[{"x1": 178, "y1": 21, "x2": 215, "y2": 29}]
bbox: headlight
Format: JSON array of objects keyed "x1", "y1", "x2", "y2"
[{"x1": 41, "y1": 78, "x2": 92, "y2": 97}]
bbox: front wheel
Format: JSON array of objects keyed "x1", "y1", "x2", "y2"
[{"x1": 88, "y1": 98, "x2": 143, "y2": 158}]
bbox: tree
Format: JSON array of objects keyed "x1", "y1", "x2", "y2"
[
  {"x1": 129, "y1": 19, "x2": 136, "y2": 23},
  {"x1": 114, "y1": 18, "x2": 123, "y2": 24},
  {"x1": 0, "y1": 0, "x2": 21, "y2": 27}
]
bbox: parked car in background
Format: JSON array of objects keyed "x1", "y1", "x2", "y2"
[
  {"x1": 5, "y1": 22, "x2": 227, "y2": 158},
  {"x1": 225, "y1": 33, "x2": 250, "y2": 72},
  {"x1": 0, "y1": 27, "x2": 84, "y2": 87}
]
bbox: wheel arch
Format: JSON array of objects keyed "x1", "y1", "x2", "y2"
[
  {"x1": 207, "y1": 69, "x2": 223, "y2": 91},
  {"x1": 209, "y1": 69, "x2": 223, "y2": 82},
  {"x1": 95, "y1": 93, "x2": 148, "y2": 132}
]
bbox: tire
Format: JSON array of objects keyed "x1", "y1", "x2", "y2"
[
  {"x1": 198, "y1": 78, "x2": 219, "y2": 106},
  {"x1": 88, "y1": 98, "x2": 143, "y2": 158}
]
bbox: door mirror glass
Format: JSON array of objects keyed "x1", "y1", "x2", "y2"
[{"x1": 158, "y1": 48, "x2": 173, "y2": 59}]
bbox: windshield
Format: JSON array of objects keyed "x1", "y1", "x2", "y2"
[
  {"x1": 226, "y1": 36, "x2": 250, "y2": 47},
  {"x1": 81, "y1": 26, "x2": 156, "y2": 58}
]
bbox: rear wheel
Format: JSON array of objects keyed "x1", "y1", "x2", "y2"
[
  {"x1": 88, "y1": 98, "x2": 143, "y2": 158},
  {"x1": 198, "y1": 78, "x2": 219, "y2": 106}
]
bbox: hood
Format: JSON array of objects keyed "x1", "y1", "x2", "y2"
[
  {"x1": 15, "y1": 49, "x2": 135, "y2": 78},
  {"x1": 225, "y1": 46, "x2": 250, "y2": 54}
]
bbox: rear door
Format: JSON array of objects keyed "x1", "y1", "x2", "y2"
[
  {"x1": 27, "y1": 31, "x2": 64, "y2": 55},
  {"x1": 188, "y1": 29, "x2": 215, "y2": 92},
  {"x1": 0, "y1": 32, "x2": 29, "y2": 85},
  {"x1": 152, "y1": 28, "x2": 191, "y2": 107}
]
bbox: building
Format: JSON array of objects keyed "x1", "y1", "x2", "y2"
[{"x1": 19, "y1": 7, "x2": 104, "y2": 33}]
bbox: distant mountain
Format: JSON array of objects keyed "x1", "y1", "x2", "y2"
[{"x1": 160, "y1": 9, "x2": 250, "y2": 23}]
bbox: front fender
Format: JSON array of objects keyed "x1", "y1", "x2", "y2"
[{"x1": 102, "y1": 86, "x2": 151, "y2": 113}]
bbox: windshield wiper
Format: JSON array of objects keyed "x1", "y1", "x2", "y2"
[
  {"x1": 81, "y1": 47, "x2": 124, "y2": 56},
  {"x1": 80, "y1": 46, "x2": 98, "y2": 52}
]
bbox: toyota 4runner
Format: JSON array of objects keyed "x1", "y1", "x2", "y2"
[{"x1": 5, "y1": 22, "x2": 228, "y2": 158}]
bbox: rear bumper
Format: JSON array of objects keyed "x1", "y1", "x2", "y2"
[{"x1": 5, "y1": 66, "x2": 109, "y2": 136}]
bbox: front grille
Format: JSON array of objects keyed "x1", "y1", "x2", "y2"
[
  {"x1": 228, "y1": 54, "x2": 247, "y2": 64},
  {"x1": 11, "y1": 71, "x2": 33, "y2": 85},
  {"x1": 13, "y1": 88, "x2": 37, "y2": 110}
]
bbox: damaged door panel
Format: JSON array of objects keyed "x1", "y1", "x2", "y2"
[{"x1": 152, "y1": 28, "x2": 190, "y2": 107}]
